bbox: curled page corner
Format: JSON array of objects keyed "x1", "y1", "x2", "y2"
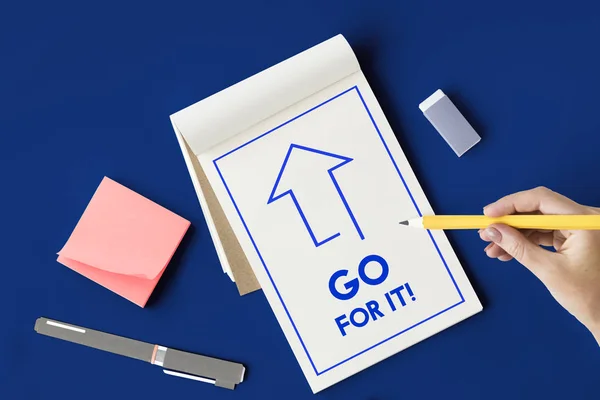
[{"x1": 171, "y1": 34, "x2": 360, "y2": 156}]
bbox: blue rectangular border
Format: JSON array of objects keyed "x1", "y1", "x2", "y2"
[{"x1": 213, "y1": 86, "x2": 465, "y2": 376}]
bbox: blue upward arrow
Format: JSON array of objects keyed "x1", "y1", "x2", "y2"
[{"x1": 267, "y1": 144, "x2": 365, "y2": 247}]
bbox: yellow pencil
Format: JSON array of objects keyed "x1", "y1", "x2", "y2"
[{"x1": 399, "y1": 215, "x2": 600, "y2": 230}]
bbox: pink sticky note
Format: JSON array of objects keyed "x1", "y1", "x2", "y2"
[{"x1": 58, "y1": 177, "x2": 191, "y2": 307}]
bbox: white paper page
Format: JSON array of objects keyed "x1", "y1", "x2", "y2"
[
  {"x1": 171, "y1": 35, "x2": 359, "y2": 279},
  {"x1": 172, "y1": 34, "x2": 359, "y2": 156},
  {"x1": 198, "y1": 72, "x2": 482, "y2": 392}
]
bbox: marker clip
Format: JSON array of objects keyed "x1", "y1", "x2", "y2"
[{"x1": 163, "y1": 368, "x2": 243, "y2": 390}]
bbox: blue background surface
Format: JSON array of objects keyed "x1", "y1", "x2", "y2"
[{"x1": 1, "y1": 1, "x2": 599, "y2": 399}]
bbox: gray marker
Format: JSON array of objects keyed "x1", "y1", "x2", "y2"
[
  {"x1": 419, "y1": 89, "x2": 481, "y2": 157},
  {"x1": 34, "y1": 317, "x2": 245, "y2": 390}
]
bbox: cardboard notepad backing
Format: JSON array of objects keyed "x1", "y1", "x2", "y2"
[
  {"x1": 172, "y1": 134, "x2": 260, "y2": 295},
  {"x1": 170, "y1": 34, "x2": 482, "y2": 392}
]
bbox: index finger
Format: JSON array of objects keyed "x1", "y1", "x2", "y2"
[{"x1": 484, "y1": 186, "x2": 586, "y2": 217}]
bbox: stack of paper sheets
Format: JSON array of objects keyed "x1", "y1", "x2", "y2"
[
  {"x1": 58, "y1": 177, "x2": 191, "y2": 307},
  {"x1": 170, "y1": 35, "x2": 481, "y2": 393}
]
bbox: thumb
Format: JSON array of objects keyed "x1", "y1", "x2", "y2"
[{"x1": 485, "y1": 224, "x2": 555, "y2": 273}]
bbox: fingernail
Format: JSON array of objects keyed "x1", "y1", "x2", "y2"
[
  {"x1": 485, "y1": 227, "x2": 501, "y2": 242},
  {"x1": 483, "y1": 203, "x2": 497, "y2": 216}
]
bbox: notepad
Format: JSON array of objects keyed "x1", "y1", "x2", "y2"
[
  {"x1": 57, "y1": 177, "x2": 190, "y2": 307},
  {"x1": 170, "y1": 35, "x2": 482, "y2": 393}
]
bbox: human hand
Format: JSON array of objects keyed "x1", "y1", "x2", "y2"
[{"x1": 479, "y1": 187, "x2": 600, "y2": 345}]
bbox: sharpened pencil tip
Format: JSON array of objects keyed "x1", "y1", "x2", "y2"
[{"x1": 399, "y1": 220, "x2": 408, "y2": 226}]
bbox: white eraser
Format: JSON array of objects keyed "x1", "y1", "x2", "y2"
[{"x1": 419, "y1": 90, "x2": 481, "y2": 157}]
